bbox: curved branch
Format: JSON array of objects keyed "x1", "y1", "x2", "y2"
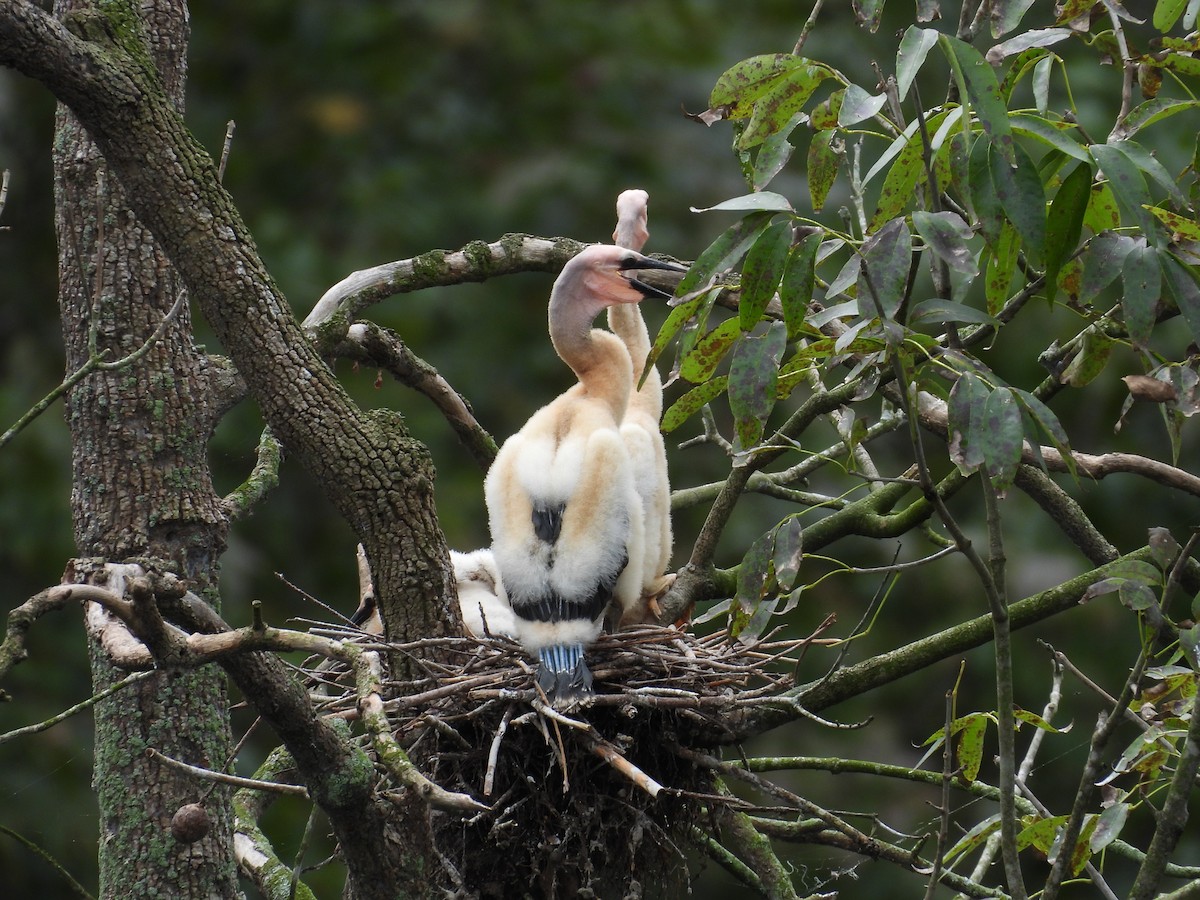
[
  {"x1": 731, "y1": 545, "x2": 1156, "y2": 739},
  {"x1": 303, "y1": 234, "x2": 587, "y2": 333},
  {"x1": 337, "y1": 322, "x2": 497, "y2": 470}
]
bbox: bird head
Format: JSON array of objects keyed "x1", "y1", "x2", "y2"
[{"x1": 556, "y1": 245, "x2": 685, "y2": 316}]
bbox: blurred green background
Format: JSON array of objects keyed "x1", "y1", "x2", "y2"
[{"x1": 2, "y1": 1, "x2": 1197, "y2": 896}]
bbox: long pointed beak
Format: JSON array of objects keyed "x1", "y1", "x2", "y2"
[{"x1": 621, "y1": 254, "x2": 686, "y2": 299}]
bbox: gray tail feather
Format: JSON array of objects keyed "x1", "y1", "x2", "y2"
[{"x1": 536, "y1": 644, "x2": 593, "y2": 705}]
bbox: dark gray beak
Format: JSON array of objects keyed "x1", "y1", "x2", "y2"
[{"x1": 620, "y1": 254, "x2": 686, "y2": 299}]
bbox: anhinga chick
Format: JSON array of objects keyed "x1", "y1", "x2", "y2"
[{"x1": 485, "y1": 245, "x2": 684, "y2": 706}]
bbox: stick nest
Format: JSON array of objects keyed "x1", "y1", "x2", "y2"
[{"x1": 309, "y1": 623, "x2": 816, "y2": 899}]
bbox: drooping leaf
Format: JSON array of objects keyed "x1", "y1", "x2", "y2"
[
  {"x1": 1090, "y1": 802, "x2": 1129, "y2": 854},
  {"x1": 941, "y1": 35, "x2": 1015, "y2": 165},
  {"x1": 1013, "y1": 706, "x2": 1067, "y2": 732},
  {"x1": 869, "y1": 124, "x2": 931, "y2": 231},
  {"x1": 735, "y1": 530, "x2": 774, "y2": 613},
  {"x1": 896, "y1": 26, "x2": 941, "y2": 100},
  {"x1": 986, "y1": 27, "x2": 1072, "y2": 63},
  {"x1": 727, "y1": 322, "x2": 788, "y2": 451},
  {"x1": 991, "y1": 0, "x2": 1039, "y2": 36},
  {"x1": 753, "y1": 114, "x2": 803, "y2": 191},
  {"x1": 1060, "y1": 326, "x2": 1114, "y2": 387},
  {"x1": 1121, "y1": 241, "x2": 1162, "y2": 346},
  {"x1": 1013, "y1": 388, "x2": 1072, "y2": 469},
  {"x1": 910, "y1": 299, "x2": 998, "y2": 327},
  {"x1": 1079, "y1": 231, "x2": 1136, "y2": 303},
  {"x1": 1115, "y1": 139, "x2": 1189, "y2": 209},
  {"x1": 646, "y1": 287, "x2": 720, "y2": 382},
  {"x1": 808, "y1": 129, "x2": 842, "y2": 212},
  {"x1": 1032, "y1": 53, "x2": 1053, "y2": 115},
  {"x1": 957, "y1": 715, "x2": 988, "y2": 782},
  {"x1": 1091, "y1": 142, "x2": 1162, "y2": 245},
  {"x1": 1043, "y1": 161, "x2": 1094, "y2": 297},
  {"x1": 913, "y1": 210, "x2": 976, "y2": 273},
  {"x1": 858, "y1": 218, "x2": 912, "y2": 319},
  {"x1": 1155, "y1": 0, "x2": 1189, "y2": 31},
  {"x1": 970, "y1": 134, "x2": 1005, "y2": 247},
  {"x1": 780, "y1": 233, "x2": 821, "y2": 340},
  {"x1": 942, "y1": 815, "x2": 1002, "y2": 865},
  {"x1": 985, "y1": 222, "x2": 1019, "y2": 315},
  {"x1": 838, "y1": 83, "x2": 888, "y2": 126},
  {"x1": 661, "y1": 377, "x2": 728, "y2": 433},
  {"x1": 676, "y1": 212, "x2": 774, "y2": 299},
  {"x1": 852, "y1": 0, "x2": 886, "y2": 32},
  {"x1": 1149, "y1": 526, "x2": 1182, "y2": 570},
  {"x1": 773, "y1": 517, "x2": 804, "y2": 591},
  {"x1": 680, "y1": 318, "x2": 742, "y2": 383},
  {"x1": 982, "y1": 386, "x2": 1023, "y2": 493},
  {"x1": 1020, "y1": 815, "x2": 1070, "y2": 854},
  {"x1": 740, "y1": 220, "x2": 793, "y2": 330},
  {"x1": 948, "y1": 371, "x2": 990, "y2": 473},
  {"x1": 990, "y1": 140, "x2": 1047, "y2": 268},
  {"x1": 1162, "y1": 250, "x2": 1200, "y2": 348}
]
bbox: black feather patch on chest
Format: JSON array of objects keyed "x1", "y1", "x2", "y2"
[
  {"x1": 532, "y1": 503, "x2": 566, "y2": 544},
  {"x1": 511, "y1": 551, "x2": 629, "y2": 624}
]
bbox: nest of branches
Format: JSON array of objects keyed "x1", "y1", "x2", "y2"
[{"x1": 308, "y1": 622, "x2": 818, "y2": 898}]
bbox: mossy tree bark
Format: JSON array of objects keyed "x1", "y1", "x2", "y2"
[
  {"x1": 1, "y1": 0, "x2": 457, "y2": 895},
  {"x1": 52, "y1": 0, "x2": 238, "y2": 895}
]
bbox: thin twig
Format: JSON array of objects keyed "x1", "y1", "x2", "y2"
[
  {"x1": 0, "y1": 670, "x2": 154, "y2": 744},
  {"x1": 146, "y1": 747, "x2": 310, "y2": 796}
]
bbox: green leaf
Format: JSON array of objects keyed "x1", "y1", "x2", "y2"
[
  {"x1": 1119, "y1": 98, "x2": 1200, "y2": 138},
  {"x1": 1146, "y1": 206, "x2": 1200, "y2": 243},
  {"x1": 692, "y1": 193, "x2": 794, "y2": 214},
  {"x1": 1080, "y1": 231, "x2": 1136, "y2": 303},
  {"x1": 661, "y1": 377, "x2": 728, "y2": 433},
  {"x1": 752, "y1": 114, "x2": 802, "y2": 191},
  {"x1": 679, "y1": 318, "x2": 742, "y2": 383},
  {"x1": 992, "y1": 0, "x2": 1039, "y2": 36},
  {"x1": 780, "y1": 233, "x2": 821, "y2": 340},
  {"x1": 957, "y1": 715, "x2": 988, "y2": 782},
  {"x1": 727, "y1": 322, "x2": 788, "y2": 451},
  {"x1": 982, "y1": 386, "x2": 1022, "y2": 493},
  {"x1": 970, "y1": 135, "x2": 1005, "y2": 247},
  {"x1": 985, "y1": 222, "x2": 1019, "y2": 314},
  {"x1": 1161, "y1": 249, "x2": 1200, "y2": 344},
  {"x1": 808, "y1": 129, "x2": 841, "y2": 213},
  {"x1": 1090, "y1": 802, "x2": 1129, "y2": 854},
  {"x1": 739, "y1": 64, "x2": 838, "y2": 150},
  {"x1": 740, "y1": 220, "x2": 793, "y2": 330},
  {"x1": 735, "y1": 530, "x2": 773, "y2": 615},
  {"x1": 943, "y1": 815, "x2": 1001, "y2": 865},
  {"x1": 852, "y1": 0, "x2": 886, "y2": 32},
  {"x1": 858, "y1": 218, "x2": 912, "y2": 318},
  {"x1": 676, "y1": 212, "x2": 774, "y2": 298},
  {"x1": 1013, "y1": 707, "x2": 1066, "y2": 732},
  {"x1": 991, "y1": 141, "x2": 1047, "y2": 268},
  {"x1": 1019, "y1": 815, "x2": 1069, "y2": 854},
  {"x1": 1155, "y1": 0, "x2": 1189, "y2": 31},
  {"x1": 941, "y1": 35, "x2": 1015, "y2": 166},
  {"x1": 809, "y1": 88, "x2": 844, "y2": 130},
  {"x1": 773, "y1": 517, "x2": 804, "y2": 591},
  {"x1": 1033, "y1": 54, "x2": 1053, "y2": 115},
  {"x1": 1043, "y1": 161, "x2": 1093, "y2": 299},
  {"x1": 1013, "y1": 388, "x2": 1072, "y2": 464},
  {"x1": 985, "y1": 27, "x2": 1072, "y2": 62},
  {"x1": 646, "y1": 287, "x2": 719, "y2": 381},
  {"x1": 1091, "y1": 142, "x2": 1161, "y2": 245},
  {"x1": 1060, "y1": 326, "x2": 1113, "y2": 387},
  {"x1": 1116, "y1": 139, "x2": 1189, "y2": 209},
  {"x1": 1122, "y1": 241, "x2": 1162, "y2": 346},
  {"x1": 1149, "y1": 526, "x2": 1182, "y2": 570},
  {"x1": 948, "y1": 371, "x2": 990, "y2": 473},
  {"x1": 910, "y1": 299, "x2": 997, "y2": 326},
  {"x1": 869, "y1": 125, "x2": 930, "y2": 231},
  {"x1": 896, "y1": 26, "x2": 940, "y2": 100},
  {"x1": 1083, "y1": 181, "x2": 1121, "y2": 234},
  {"x1": 913, "y1": 210, "x2": 976, "y2": 274},
  {"x1": 711, "y1": 54, "x2": 811, "y2": 117},
  {"x1": 1011, "y1": 116, "x2": 1087, "y2": 164},
  {"x1": 838, "y1": 83, "x2": 887, "y2": 126}
]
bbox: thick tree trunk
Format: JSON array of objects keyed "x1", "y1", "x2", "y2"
[{"x1": 52, "y1": 1, "x2": 238, "y2": 896}]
